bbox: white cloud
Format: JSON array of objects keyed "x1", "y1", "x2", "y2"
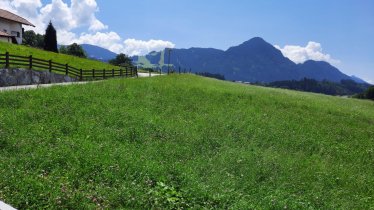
[
  {"x1": 40, "y1": 0, "x2": 75, "y2": 31},
  {"x1": 72, "y1": 34, "x2": 175, "y2": 56},
  {"x1": 0, "y1": 0, "x2": 43, "y2": 32},
  {"x1": 70, "y1": 0, "x2": 107, "y2": 31},
  {"x1": 1, "y1": 0, "x2": 175, "y2": 56},
  {"x1": 72, "y1": 31, "x2": 123, "y2": 52},
  {"x1": 123, "y1": 39, "x2": 176, "y2": 56},
  {"x1": 89, "y1": 18, "x2": 107, "y2": 31},
  {"x1": 274, "y1": 41, "x2": 340, "y2": 65},
  {"x1": 57, "y1": 30, "x2": 77, "y2": 45},
  {"x1": 3, "y1": 0, "x2": 107, "y2": 33},
  {"x1": 9, "y1": 0, "x2": 42, "y2": 18}
]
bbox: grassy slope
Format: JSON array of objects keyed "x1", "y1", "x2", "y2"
[
  {"x1": 0, "y1": 42, "x2": 117, "y2": 70},
  {"x1": 0, "y1": 75, "x2": 373, "y2": 209},
  {"x1": 135, "y1": 50, "x2": 167, "y2": 69},
  {"x1": 137, "y1": 56, "x2": 155, "y2": 69}
]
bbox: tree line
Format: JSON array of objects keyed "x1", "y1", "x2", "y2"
[
  {"x1": 265, "y1": 78, "x2": 371, "y2": 97},
  {"x1": 353, "y1": 86, "x2": 374, "y2": 100},
  {"x1": 23, "y1": 22, "x2": 86, "y2": 58}
]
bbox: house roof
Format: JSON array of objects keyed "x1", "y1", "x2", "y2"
[
  {"x1": 0, "y1": 9, "x2": 35, "y2": 27},
  {"x1": 0, "y1": 31, "x2": 12, "y2": 37}
]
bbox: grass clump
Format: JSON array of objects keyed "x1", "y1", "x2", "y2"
[{"x1": 0, "y1": 74, "x2": 373, "y2": 209}]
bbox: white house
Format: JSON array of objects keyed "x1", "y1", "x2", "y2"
[{"x1": 0, "y1": 9, "x2": 35, "y2": 44}]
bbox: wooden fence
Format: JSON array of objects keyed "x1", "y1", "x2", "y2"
[{"x1": 0, "y1": 52, "x2": 137, "y2": 81}]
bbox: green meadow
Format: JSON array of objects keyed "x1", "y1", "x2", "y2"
[
  {"x1": 0, "y1": 75, "x2": 373, "y2": 209},
  {"x1": 0, "y1": 42, "x2": 117, "y2": 70}
]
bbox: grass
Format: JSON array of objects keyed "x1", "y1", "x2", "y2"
[
  {"x1": 0, "y1": 74, "x2": 373, "y2": 209},
  {"x1": 136, "y1": 56, "x2": 155, "y2": 69},
  {"x1": 0, "y1": 42, "x2": 118, "y2": 70}
]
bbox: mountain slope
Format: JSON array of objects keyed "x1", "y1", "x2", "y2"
[
  {"x1": 223, "y1": 37, "x2": 300, "y2": 82},
  {"x1": 133, "y1": 37, "x2": 361, "y2": 83},
  {"x1": 1, "y1": 75, "x2": 373, "y2": 209},
  {"x1": 297, "y1": 60, "x2": 351, "y2": 82},
  {"x1": 81, "y1": 44, "x2": 117, "y2": 62},
  {"x1": 351, "y1": 75, "x2": 369, "y2": 84}
]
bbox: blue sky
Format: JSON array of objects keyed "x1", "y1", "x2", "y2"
[
  {"x1": 96, "y1": 0, "x2": 374, "y2": 82},
  {"x1": 3, "y1": 0, "x2": 374, "y2": 83}
]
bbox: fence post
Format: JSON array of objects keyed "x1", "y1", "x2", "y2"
[
  {"x1": 80, "y1": 69, "x2": 83, "y2": 81},
  {"x1": 65, "y1": 64, "x2": 68, "y2": 75},
  {"x1": 120, "y1": 68, "x2": 123, "y2": 77},
  {"x1": 112, "y1": 68, "x2": 114, "y2": 77},
  {"x1": 103, "y1": 69, "x2": 105, "y2": 79},
  {"x1": 125, "y1": 67, "x2": 128, "y2": 77},
  {"x1": 92, "y1": 69, "x2": 95, "y2": 78},
  {"x1": 5, "y1": 52, "x2": 9, "y2": 68},
  {"x1": 130, "y1": 67, "x2": 133, "y2": 77},
  {"x1": 136, "y1": 66, "x2": 138, "y2": 78},
  {"x1": 49, "y1": 60, "x2": 52, "y2": 72},
  {"x1": 149, "y1": 68, "x2": 151, "y2": 77},
  {"x1": 29, "y1": 55, "x2": 32, "y2": 69},
  {"x1": 160, "y1": 68, "x2": 161, "y2": 75}
]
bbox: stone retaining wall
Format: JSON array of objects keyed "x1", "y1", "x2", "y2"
[{"x1": 0, "y1": 68, "x2": 77, "y2": 87}]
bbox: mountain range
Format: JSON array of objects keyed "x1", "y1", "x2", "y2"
[
  {"x1": 79, "y1": 37, "x2": 368, "y2": 84},
  {"x1": 131, "y1": 37, "x2": 367, "y2": 84},
  {"x1": 81, "y1": 44, "x2": 117, "y2": 62}
]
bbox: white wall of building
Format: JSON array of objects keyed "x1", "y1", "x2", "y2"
[{"x1": 0, "y1": 18, "x2": 23, "y2": 44}]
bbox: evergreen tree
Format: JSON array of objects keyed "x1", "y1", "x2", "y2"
[{"x1": 44, "y1": 21, "x2": 58, "y2": 53}]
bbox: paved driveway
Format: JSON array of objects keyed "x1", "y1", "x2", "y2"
[{"x1": 0, "y1": 81, "x2": 90, "y2": 92}]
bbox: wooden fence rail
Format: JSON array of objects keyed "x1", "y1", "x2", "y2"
[{"x1": 0, "y1": 51, "x2": 138, "y2": 81}]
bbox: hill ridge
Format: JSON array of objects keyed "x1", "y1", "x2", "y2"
[{"x1": 132, "y1": 37, "x2": 365, "y2": 83}]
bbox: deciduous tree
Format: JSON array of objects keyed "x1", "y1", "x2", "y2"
[{"x1": 109, "y1": 53, "x2": 133, "y2": 67}]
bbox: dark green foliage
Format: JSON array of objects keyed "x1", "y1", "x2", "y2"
[
  {"x1": 267, "y1": 78, "x2": 369, "y2": 96},
  {"x1": 60, "y1": 43, "x2": 87, "y2": 58},
  {"x1": 355, "y1": 86, "x2": 374, "y2": 100},
  {"x1": 196, "y1": 72, "x2": 225, "y2": 80},
  {"x1": 0, "y1": 75, "x2": 373, "y2": 209},
  {"x1": 22, "y1": 30, "x2": 44, "y2": 49},
  {"x1": 59, "y1": 45, "x2": 67, "y2": 54},
  {"x1": 44, "y1": 22, "x2": 58, "y2": 53},
  {"x1": 109, "y1": 53, "x2": 133, "y2": 67},
  {"x1": 366, "y1": 86, "x2": 374, "y2": 100}
]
